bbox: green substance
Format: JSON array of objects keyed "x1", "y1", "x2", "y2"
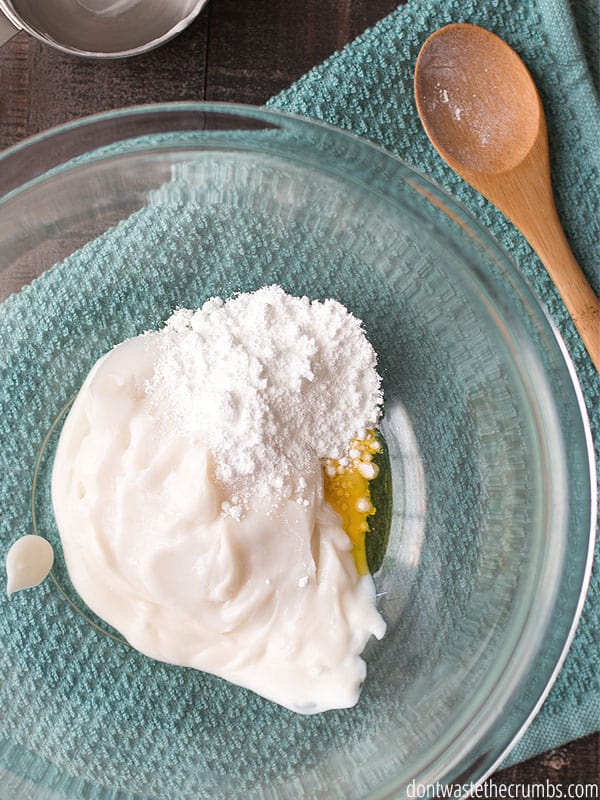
[{"x1": 366, "y1": 432, "x2": 392, "y2": 575}]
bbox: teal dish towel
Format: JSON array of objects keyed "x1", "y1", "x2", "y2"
[
  {"x1": 267, "y1": 0, "x2": 600, "y2": 766},
  {"x1": 0, "y1": 2, "x2": 597, "y2": 793}
]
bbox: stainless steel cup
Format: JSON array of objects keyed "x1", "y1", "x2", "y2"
[{"x1": 0, "y1": 0, "x2": 208, "y2": 58}]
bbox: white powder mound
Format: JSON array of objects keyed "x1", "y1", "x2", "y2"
[{"x1": 145, "y1": 285, "x2": 382, "y2": 512}]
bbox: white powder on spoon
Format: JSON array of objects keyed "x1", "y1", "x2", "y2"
[{"x1": 146, "y1": 285, "x2": 382, "y2": 514}]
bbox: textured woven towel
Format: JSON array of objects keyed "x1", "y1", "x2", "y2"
[
  {"x1": 267, "y1": 0, "x2": 600, "y2": 766},
  {"x1": 0, "y1": 1, "x2": 598, "y2": 794}
]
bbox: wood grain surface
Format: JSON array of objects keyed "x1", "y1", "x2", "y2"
[{"x1": 0, "y1": 0, "x2": 598, "y2": 791}]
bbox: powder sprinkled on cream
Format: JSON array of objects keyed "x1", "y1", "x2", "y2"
[
  {"x1": 146, "y1": 285, "x2": 382, "y2": 513},
  {"x1": 50, "y1": 285, "x2": 387, "y2": 713}
]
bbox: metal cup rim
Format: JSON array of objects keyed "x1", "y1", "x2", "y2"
[{"x1": 0, "y1": 0, "x2": 208, "y2": 58}]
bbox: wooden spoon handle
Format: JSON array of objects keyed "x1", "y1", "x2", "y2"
[
  {"x1": 473, "y1": 161, "x2": 600, "y2": 372},
  {"x1": 526, "y1": 212, "x2": 600, "y2": 372},
  {"x1": 502, "y1": 201, "x2": 599, "y2": 372}
]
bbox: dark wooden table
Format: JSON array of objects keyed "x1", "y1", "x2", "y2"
[{"x1": 0, "y1": 0, "x2": 597, "y2": 792}]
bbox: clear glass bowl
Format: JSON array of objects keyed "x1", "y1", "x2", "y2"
[{"x1": 0, "y1": 104, "x2": 595, "y2": 800}]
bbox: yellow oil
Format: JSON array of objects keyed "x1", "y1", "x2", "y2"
[{"x1": 323, "y1": 430, "x2": 381, "y2": 575}]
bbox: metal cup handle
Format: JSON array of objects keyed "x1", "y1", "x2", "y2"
[{"x1": 0, "y1": 10, "x2": 20, "y2": 47}]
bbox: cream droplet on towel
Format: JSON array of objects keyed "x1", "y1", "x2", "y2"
[{"x1": 6, "y1": 535, "x2": 54, "y2": 596}]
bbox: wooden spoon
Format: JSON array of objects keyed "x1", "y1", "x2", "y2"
[{"x1": 414, "y1": 23, "x2": 600, "y2": 371}]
